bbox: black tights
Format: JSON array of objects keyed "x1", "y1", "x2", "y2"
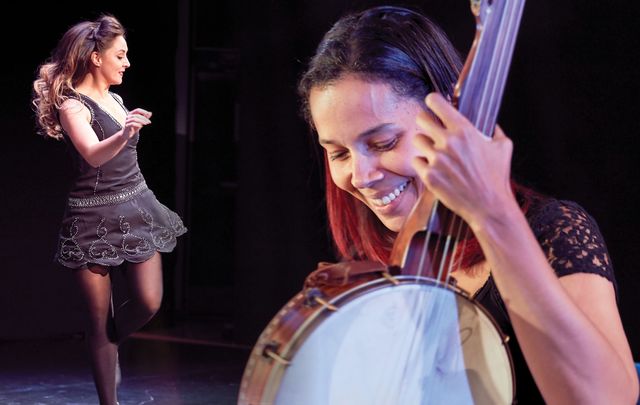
[{"x1": 74, "y1": 252, "x2": 163, "y2": 405}]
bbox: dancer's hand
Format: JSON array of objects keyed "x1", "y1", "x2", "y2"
[{"x1": 121, "y1": 108, "x2": 152, "y2": 139}]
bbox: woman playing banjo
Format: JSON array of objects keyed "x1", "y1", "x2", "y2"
[{"x1": 293, "y1": 5, "x2": 638, "y2": 404}]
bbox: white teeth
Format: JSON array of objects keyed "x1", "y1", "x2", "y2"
[{"x1": 372, "y1": 181, "x2": 408, "y2": 207}]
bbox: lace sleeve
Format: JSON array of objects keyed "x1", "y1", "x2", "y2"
[{"x1": 529, "y1": 199, "x2": 616, "y2": 288}]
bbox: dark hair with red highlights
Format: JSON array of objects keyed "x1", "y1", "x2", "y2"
[
  {"x1": 299, "y1": 6, "x2": 538, "y2": 265},
  {"x1": 298, "y1": 6, "x2": 462, "y2": 130},
  {"x1": 323, "y1": 155, "x2": 395, "y2": 263}
]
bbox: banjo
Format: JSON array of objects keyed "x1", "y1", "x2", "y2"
[{"x1": 238, "y1": 0, "x2": 526, "y2": 403}]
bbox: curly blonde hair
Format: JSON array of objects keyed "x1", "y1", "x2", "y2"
[{"x1": 31, "y1": 14, "x2": 125, "y2": 140}]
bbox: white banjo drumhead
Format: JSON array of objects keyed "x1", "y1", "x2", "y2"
[{"x1": 273, "y1": 281, "x2": 513, "y2": 405}]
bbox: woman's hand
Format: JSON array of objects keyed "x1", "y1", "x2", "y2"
[
  {"x1": 411, "y1": 92, "x2": 516, "y2": 230},
  {"x1": 121, "y1": 108, "x2": 152, "y2": 139}
]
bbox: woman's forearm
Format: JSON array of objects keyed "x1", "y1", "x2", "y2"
[{"x1": 472, "y1": 204, "x2": 638, "y2": 404}]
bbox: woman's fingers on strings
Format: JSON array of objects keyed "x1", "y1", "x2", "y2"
[
  {"x1": 491, "y1": 124, "x2": 514, "y2": 160},
  {"x1": 493, "y1": 123, "x2": 508, "y2": 140},
  {"x1": 412, "y1": 132, "x2": 436, "y2": 163},
  {"x1": 418, "y1": 93, "x2": 470, "y2": 149},
  {"x1": 425, "y1": 93, "x2": 510, "y2": 151},
  {"x1": 412, "y1": 133, "x2": 447, "y2": 192},
  {"x1": 425, "y1": 92, "x2": 461, "y2": 128},
  {"x1": 425, "y1": 92, "x2": 479, "y2": 139},
  {"x1": 415, "y1": 109, "x2": 446, "y2": 147},
  {"x1": 412, "y1": 153, "x2": 429, "y2": 185}
]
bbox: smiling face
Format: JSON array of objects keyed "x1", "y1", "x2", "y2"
[
  {"x1": 93, "y1": 35, "x2": 130, "y2": 85},
  {"x1": 309, "y1": 75, "x2": 432, "y2": 232}
]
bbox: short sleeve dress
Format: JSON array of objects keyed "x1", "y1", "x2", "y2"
[
  {"x1": 55, "y1": 92, "x2": 187, "y2": 269},
  {"x1": 474, "y1": 197, "x2": 617, "y2": 403}
]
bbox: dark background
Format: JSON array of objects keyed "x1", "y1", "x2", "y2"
[{"x1": 2, "y1": 0, "x2": 639, "y2": 364}]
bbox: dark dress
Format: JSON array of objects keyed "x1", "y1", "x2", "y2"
[
  {"x1": 474, "y1": 197, "x2": 617, "y2": 404},
  {"x1": 55, "y1": 92, "x2": 187, "y2": 269}
]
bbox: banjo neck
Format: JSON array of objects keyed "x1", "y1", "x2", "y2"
[
  {"x1": 389, "y1": 0, "x2": 526, "y2": 279},
  {"x1": 455, "y1": 0, "x2": 526, "y2": 137}
]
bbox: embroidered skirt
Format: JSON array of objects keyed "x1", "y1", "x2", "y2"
[{"x1": 55, "y1": 180, "x2": 187, "y2": 269}]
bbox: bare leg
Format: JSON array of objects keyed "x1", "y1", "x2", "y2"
[
  {"x1": 113, "y1": 251, "x2": 163, "y2": 342},
  {"x1": 74, "y1": 265, "x2": 118, "y2": 405}
]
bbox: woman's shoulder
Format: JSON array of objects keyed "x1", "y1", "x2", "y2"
[
  {"x1": 525, "y1": 196, "x2": 616, "y2": 283},
  {"x1": 59, "y1": 96, "x2": 91, "y2": 116},
  {"x1": 58, "y1": 95, "x2": 93, "y2": 137},
  {"x1": 526, "y1": 197, "x2": 589, "y2": 223},
  {"x1": 526, "y1": 197, "x2": 602, "y2": 238}
]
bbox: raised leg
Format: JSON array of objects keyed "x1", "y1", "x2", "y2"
[{"x1": 114, "y1": 251, "x2": 163, "y2": 342}]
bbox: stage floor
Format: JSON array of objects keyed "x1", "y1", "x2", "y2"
[{"x1": 0, "y1": 322, "x2": 251, "y2": 405}]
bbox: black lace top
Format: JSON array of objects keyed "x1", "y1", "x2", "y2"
[
  {"x1": 534, "y1": 200, "x2": 614, "y2": 286},
  {"x1": 475, "y1": 197, "x2": 616, "y2": 403}
]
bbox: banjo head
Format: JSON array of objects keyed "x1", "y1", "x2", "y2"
[{"x1": 238, "y1": 276, "x2": 514, "y2": 405}]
